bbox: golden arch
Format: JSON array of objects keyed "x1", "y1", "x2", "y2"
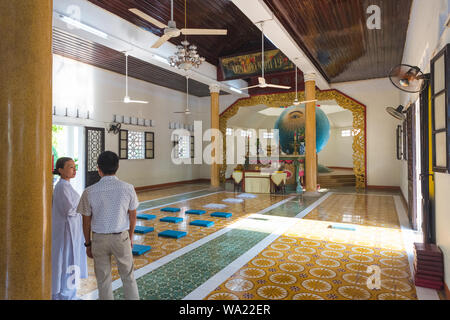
[{"x1": 219, "y1": 89, "x2": 367, "y2": 189}]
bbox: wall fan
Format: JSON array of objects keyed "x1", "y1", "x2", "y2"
[
  {"x1": 107, "y1": 122, "x2": 122, "y2": 134},
  {"x1": 388, "y1": 64, "x2": 430, "y2": 93},
  {"x1": 129, "y1": 0, "x2": 227, "y2": 49},
  {"x1": 386, "y1": 105, "x2": 407, "y2": 121},
  {"x1": 240, "y1": 22, "x2": 291, "y2": 91},
  {"x1": 109, "y1": 52, "x2": 149, "y2": 104}
]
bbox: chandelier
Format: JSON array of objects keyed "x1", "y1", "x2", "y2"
[{"x1": 168, "y1": 40, "x2": 205, "y2": 70}]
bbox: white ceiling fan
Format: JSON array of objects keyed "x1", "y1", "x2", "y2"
[
  {"x1": 292, "y1": 58, "x2": 317, "y2": 105},
  {"x1": 240, "y1": 22, "x2": 291, "y2": 91},
  {"x1": 109, "y1": 52, "x2": 149, "y2": 104},
  {"x1": 129, "y1": 0, "x2": 227, "y2": 49},
  {"x1": 272, "y1": 58, "x2": 317, "y2": 106},
  {"x1": 173, "y1": 76, "x2": 207, "y2": 115}
]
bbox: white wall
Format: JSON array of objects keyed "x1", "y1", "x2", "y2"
[
  {"x1": 435, "y1": 173, "x2": 450, "y2": 288},
  {"x1": 52, "y1": 54, "x2": 208, "y2": 188},
  {"x1": 331, "y1": 78, "x2": 402, "y2": 187},
  {"x1": 319, "y1": 127, "x2": 354, "y2": 168},
  {"x1": 399, "y1": 0, "x2": 450, "y2": 288}
]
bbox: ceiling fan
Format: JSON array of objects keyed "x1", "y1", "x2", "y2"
[
  {"x1": 173, "y1": 76, "x2": 207, "y2": 115},
  {"x1": 129, "y1": 0, "x2": 227, "y2": 49},
  {"x1": 109, "y1": 52, "x2": 149, "y2": 104},
  {"x1": 388, "y1": 64, "x2": 430, "y2": 93},
  {"x1": 292, "y1": 59, "x2": 317, "y2": 105},
  {"x1": 240, "y1": 22, "x2": 291, "y2": 91},
  {"x1": 272, "y1": 58, "x2": 317, "y2": 106}
]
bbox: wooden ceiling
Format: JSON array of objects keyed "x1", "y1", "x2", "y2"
[
  {"x1": 263, "y1": 0, "x2": 413, "y2": 82},
  {"x1": 86, "y1": 0, "x2": 275, "y2": 66},
  {"x1": 59, "y1": 0, "x2": 413, "y2": 91},
  {"x1": 52, "y1": 28, "x2": 227, "y2": 97}
]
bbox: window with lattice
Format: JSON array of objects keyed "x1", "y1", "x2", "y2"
[
  {"x1": 119, "y1": 130, "x2": 154, "y2": 160},
  {"x1": 127, "y1": 131, "x2": 145, "y2": 159},
  {"x1": 178, "y1": 135, "x2": 190, "y2": 159}
]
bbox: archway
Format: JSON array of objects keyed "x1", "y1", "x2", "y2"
[{"x1": 219, "y1": 89, "x2": 367, "y2": 189}]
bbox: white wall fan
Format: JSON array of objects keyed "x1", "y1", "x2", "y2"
[
  {"x1": 386, "y1": 105, "x2": 406, "y2": 121},
  {"x1": 240, "y1": 22, "x2": 291, "y2": 91},
  {"x1": 108, "y1": 52, "x2": 149, "y2": 104},
  {"x1": 129, "y1": 0, "x2": 227, "y2": 49}
]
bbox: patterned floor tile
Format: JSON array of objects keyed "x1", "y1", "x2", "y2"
[
  {"x1": 79, "y1": 191, "x2": 290, "y2": 296},
  {"x1": 205, "y1": 194, "x2": 418, "y2": 300}
]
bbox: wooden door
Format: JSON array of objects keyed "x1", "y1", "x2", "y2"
[
  {"x1": 406, "y1": 105, "x2": 417, "y2": 230},
  {"x1": 419, "y1": 82, "x2": 434, "y2": 244},
  {"x1": 85, "y1": 126, "x2": 105, "y2": 187}
]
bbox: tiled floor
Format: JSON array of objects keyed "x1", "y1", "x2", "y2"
[
  {"x1": 136, "y1": 183, "x2": 211, "y2": 202},
  {"x1": 79, "y1": 183, "x2": 437, "y2": 300},
  {"x1": 79, "y1": 188, "x2": 291, "y2": 296},
  {"x1": 205, "y1": 195, "x2": 417, "y2": 300}
]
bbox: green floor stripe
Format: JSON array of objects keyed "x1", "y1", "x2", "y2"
[
  {"x1": 113, "y1": 192, "x2": 326, "y2": 300},
  {"x1": 137, "y1": 189, "x2": 218, "y2": 211},
  {"x1": 261, "y1": 195, "x2": 322, "y2": 217},
  {"x1": 113, "y1": 229, "x2": 270, "y2": 300}
]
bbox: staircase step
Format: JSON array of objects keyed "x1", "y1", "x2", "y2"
[{"x1": 318, "y1": 174, "x2": 356, "y2": 188}]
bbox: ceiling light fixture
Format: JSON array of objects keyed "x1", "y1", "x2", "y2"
[
  {"x1": 168, "y1": 40, "x2": 205, "y2": 70},
  {"x1": 152, "y1": 54, "x2": 170, "y2": 65},
  {"x1": 167, "y1": 0, "x2": 206, "y2": 70},
  {"x1": 59, "y1": 14, "x2": 108, "y2": 39},
  {"x1": 229, "y1": 86, "x2": 243, "y2": 94}
]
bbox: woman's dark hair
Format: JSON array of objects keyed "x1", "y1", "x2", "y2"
[
  {"x1": 97, "y1": 151, "x2": 119, "y2": 175},
  {"x1": 53, "y1": 157, "x2": 73, "y2": 175}
]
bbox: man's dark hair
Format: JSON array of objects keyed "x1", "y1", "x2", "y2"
[{"x1": 97, "y1": 151, "x2": 119, "y2": 175}]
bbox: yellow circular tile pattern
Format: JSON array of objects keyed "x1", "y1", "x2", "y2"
[
  {"x1": 205, "y1": 232, "x2": 417, "y2": 300},
  {"x1": 204, "y1": 194, "x2": 418, "y2": 300}
]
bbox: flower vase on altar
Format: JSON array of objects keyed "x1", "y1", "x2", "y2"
[
  {"x1": 299, "y1": 141, "x2": 305, "y2": 155},
  {"x1": 296, "y1": 159, "x2": 305, "y2": 194}
]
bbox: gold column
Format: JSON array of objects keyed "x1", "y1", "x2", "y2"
[
  {"x1": 0, "y1": 1, "x2": 53, "y2": 299},
  {"x1": 209, "y1": 84, "x2": 220, "y2": 187},
  {"x1": 304, "y1": 73, "x2": 317, "y2": 193}
]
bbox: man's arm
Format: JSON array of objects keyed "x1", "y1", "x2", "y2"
[
  {"x1": 128, "y1": 209, "x2": 137, "y2": 247},
  {"x1": 77, "y1": 190, "x2": 93, "y2": 257},
  {"x1": 82, "y1": 215, "x2": 93, "y2": 258}
]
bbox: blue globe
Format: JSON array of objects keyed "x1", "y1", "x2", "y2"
[{"x1": 274, "y1": 104, "x2": 330, "y2": 154}]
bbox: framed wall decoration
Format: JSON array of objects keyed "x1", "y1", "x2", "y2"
[
  {"x1": 403, "y1": 119, "x2": 408, "y2": 161},
  {"x1": 218, "y1": 49, "x2": 294, "y2": 81},
  {"x1": 397, "y1": 125, "x2": 403, "y2": 160}
]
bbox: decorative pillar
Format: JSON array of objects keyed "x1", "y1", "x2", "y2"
[
  {"x1": 0, "y1": 1, "x2": 53, "y2": 299},
  {"x1": 209, "y1": 84, "x2": 221, "y2": 187},
  {"x1": 304, "y1": 73, "x2": 318, "y2": 193}
]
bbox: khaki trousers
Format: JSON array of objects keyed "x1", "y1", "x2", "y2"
[{"x1": 91, "y1": 231, "x2": 139, "y2": 300}]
